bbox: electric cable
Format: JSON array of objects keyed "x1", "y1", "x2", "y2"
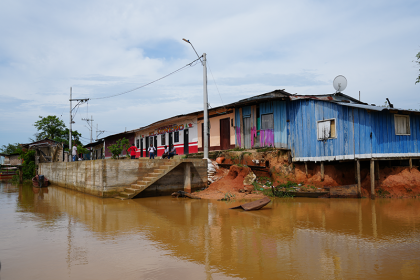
[{"x1": 90, "y1": 57, "x2": 201, "y2": 100}]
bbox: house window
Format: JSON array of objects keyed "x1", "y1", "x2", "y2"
[
  {"x1": 317, "y1": 119, "x2": 336, "y2": 140},
  {"x1": 174, "y1": 131, "x2": 179, "y2": 142},
  {"x1": 161, "y1": 134, "x2": 165, "y2": 145},
  {"x1": 394, "y1": 114, "x2": 410, "y2": 135},
  {"x1": 261, "y1": 113, "x2": 274, "y2": 130}
]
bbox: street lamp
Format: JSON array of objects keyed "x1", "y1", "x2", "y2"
[{"x1": 183, "y1": 38, "x2": 209, "y2": 159}]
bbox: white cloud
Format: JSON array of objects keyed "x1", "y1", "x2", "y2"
[{"x1": 1, "y1": 0, "x2": 419, "y2": 146}]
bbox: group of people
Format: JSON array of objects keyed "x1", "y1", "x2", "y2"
[
  {"x1": 129, "y1": 143, "x2": 177, "y2": 160},
  {"x1": 72, "y1": 143, "x2": 176, "y2": 161}
]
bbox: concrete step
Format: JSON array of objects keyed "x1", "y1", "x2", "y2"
[
  {"x1": 125, "y1": 188, "x2": 140, "y2": 193},
  {"x1": 133, "y1": 183, "x2": 147, "y2": 187},
  {"x1": 114, "y1": 196, "x2": 129, "y2": 200},
  {"x1": 119, "y1": 191, "x2": 134, "y2": 198}
]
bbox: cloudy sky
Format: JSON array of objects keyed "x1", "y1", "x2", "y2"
[{"x1": 0, "y1": 0, "x2": 419, "y2": 147}]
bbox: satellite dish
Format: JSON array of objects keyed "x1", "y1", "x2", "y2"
[{"x1": 333, "y1": 75, "x2": 347, "y2": 92}]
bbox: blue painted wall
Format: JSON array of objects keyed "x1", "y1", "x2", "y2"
[
  {"x1": 234, "y1": 100, "x2": 288, "y2": 148},
  {"x1": 288, "y1": 99, "x2": 420, "y2": 160}
]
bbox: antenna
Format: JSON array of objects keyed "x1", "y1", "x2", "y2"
[{"x1": 333, "y1": 75, "x2": 347, "y2": 93}]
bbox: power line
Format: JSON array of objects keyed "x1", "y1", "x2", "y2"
[
  {"x1": 90, "y1": 57, "x2": 202, "y2": 100},
  {"x1": 206, "y1": 59, "x2": 225, "y2": 108}
]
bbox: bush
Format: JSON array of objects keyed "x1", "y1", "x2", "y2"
[
  {"x1": 12, "y1": 149, "x2": 36, "y2": 181},
  {"x1": 107, "y1": 138, "x2": 130, "y2": 159}
]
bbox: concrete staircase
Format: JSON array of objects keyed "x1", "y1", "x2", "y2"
[{"x1": 114, "y1": 159, "x2": 183, "y2": 200}]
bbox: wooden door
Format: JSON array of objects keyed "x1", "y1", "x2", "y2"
[{"x1": 220, "y1": 118, "x2": 230, "y2": 150}]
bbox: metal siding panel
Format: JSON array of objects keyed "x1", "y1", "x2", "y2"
[
  {"x1": 242, "y1": 106, "x2": 251, "y2": 117},
  {"x1": 354, "y1": 108, "x2": 360, "y2": 156},
  {"x1": 314, "y1": 101, "x2": 321, "y2": 158},
  {"x1": 413, "y1": 115, "x2": 418, "y2": 153},
  {"x1": 306, "y1": 100, "x2": 312, "y2": 158},
  {"x1": 307, "y1": 100, "x2": 314, "y2": 158},
  {"x1": 281, "y1": 101, "x2": 288, "y2": 148},
  {"x1": 273, "y1": 100, "x2": 287, "y2": 148},
  {"x1": 235, "y1": 108, "x2": 241, "y2": 146}
]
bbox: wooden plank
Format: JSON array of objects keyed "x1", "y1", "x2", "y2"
[{"x1": 230, "y1": 197, "x2": 271, "y2": 211}]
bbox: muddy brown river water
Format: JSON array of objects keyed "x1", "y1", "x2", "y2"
[{"x1": 1, "y1": 181, "x2": 420, "y2": 279}]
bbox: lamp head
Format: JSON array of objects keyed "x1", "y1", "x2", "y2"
[{"x1": 182, "y1": 38, "x2": 190, "y2": 43}]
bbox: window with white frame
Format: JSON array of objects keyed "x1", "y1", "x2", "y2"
[
  {"x1": 394, "y1": 114, "x2": 410, "y2": 135},
  {"x1": 317, "y1": 119, "x2": 336, "y2": 140}
]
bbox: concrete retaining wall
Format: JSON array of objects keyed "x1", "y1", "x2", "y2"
[{"x1": 38, "y1": 158, "x2": 207, "y2": 198}]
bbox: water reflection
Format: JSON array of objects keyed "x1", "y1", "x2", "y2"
[{"x1": 1, "y1": 182, "x2": 420, "y2": 279}]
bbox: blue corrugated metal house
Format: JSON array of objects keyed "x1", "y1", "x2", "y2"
[
  {"x1": 231, "y1": 90, "x2": 419, "y2": 162},
  {"x1": 231, "y1": 90, "x2": 419, "y2": 198},
  {"x1": 232, "y1": 90, "x2": 290, "y2": 149},
  {"x1": 288, "y1": 98, "x2": 420, "y2": 162}
]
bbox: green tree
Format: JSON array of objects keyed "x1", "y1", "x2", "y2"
[
  {"x1": 33, "y1": 115, "x2": 82, "y2": 151},
  {"x1": 34, "y1": 115, "x2": 66, "y2": 140},
  {"x1": 0, "y1": 143, "x2": 22, "y2": 154},
  {"x1": 15, "y1": 149, "x2": 36, "y2": 180},
  {"x1": 416, "y1": 52, "x2": 420, "y2": 84},
  {"x1": 107, "y1": 138, "x2": 130, "y2": 159}
]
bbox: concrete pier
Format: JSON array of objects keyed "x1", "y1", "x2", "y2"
[{"x1": 38, "y1": 158, "x2": 207, "y2": 198}]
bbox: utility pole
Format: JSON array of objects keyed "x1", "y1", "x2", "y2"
[
  {"x1": 82, "y1": 115, "x2": 94, "y2": 143},
  {"x1": 96, "y1": 124, "x2": 105, "y2": 141},
  {"x1": 182, "y1": 38, "x2": 209, "y2": 159},
  {"x1": 69, "y1": 87, "x2": 89, "y2": 161},
  {"x1": 202, "y1": 53, "x2": 209, "y2": 159},
  {"x1": 69, "y1": 87, "x2": 72, "y2": 161}
]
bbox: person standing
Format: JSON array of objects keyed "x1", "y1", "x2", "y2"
[
  {"x1": 148, "y1": 144, "x2": 156, "y2": 159},
  {"x1": 127, "y1": 143, "x2": 138, "y2": 159},
  {"x1": 72, "y1": 144, "x2": 77, "y2": 162}
]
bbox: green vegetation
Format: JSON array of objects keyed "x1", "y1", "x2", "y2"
[
  {"x1": 32, "y1": 115, "x2": 82, "y2": 150},
  {"x1": 0, "y1": 143, "x2": 22, "y2": 154},
  {"x1": 107, "y1": 138, "x2": 130, "y2": 159},
  {"x1": 257, "y1": 147, "x2": 275, "y2": 153},
  {"x1": 377, "y1": 188, "x2": 390, "y2": 198},
  {"x1": 229, "y1": 147, "x2": 246, "y2": 152},
  {"x1": 11, "y1": 149, "x2": 36, "y2": 182},
  {"x1": 221, "y1": 192, "x2": 235, "y2": 201}
]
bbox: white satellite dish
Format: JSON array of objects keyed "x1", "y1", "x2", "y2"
[{"x1": 333, "y1": 75, "x2": 347, "y2": 92}]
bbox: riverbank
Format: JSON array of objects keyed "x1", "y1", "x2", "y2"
[{"x1": 196, "y1": 149, "x2": 420, "y2": 199}]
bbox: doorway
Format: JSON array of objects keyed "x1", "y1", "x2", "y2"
[
  {"x1": 220, "y1": 118, "x2": 230, "y2": 150},
  {"x1": 140, "y1": 138, "x2": 143, "y2": 157},
  {"x1": 184, "y1": 129, "x2": 189, "y2": 154},
  {"x1": 145, "y1": 137, "x2": 149, "y2": 157},
  {"x1": 169, "y1": 132, "x2": 173, "y2": 150}
]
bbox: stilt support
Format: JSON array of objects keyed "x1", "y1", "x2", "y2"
[
  {"x1": 305, "y1": 162, "x2": 308, "y2": 178},
  {"x1": 357, "y1": 160, "x2": 361, "y2": 198},
  {"x1": 370, "y1": 159, "x2": 375, "y2": 200},
  {"x1": 321, "y1": 162, "x2": 324, "y2": 182},
  {"x1": 184, "y1": 163, "x2": 191, "y2": 193},
  {"x1": 409, "y1": 158, "x2": 413, "y2": 170}
]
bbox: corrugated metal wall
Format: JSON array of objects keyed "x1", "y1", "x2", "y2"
[{"x1": 289, "y1": 99, "x2": 420, "y2": 161}]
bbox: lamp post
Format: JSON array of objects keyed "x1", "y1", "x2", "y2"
[{"x1": 182, "y1": 38, "x2": 209, "y2": 159}]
